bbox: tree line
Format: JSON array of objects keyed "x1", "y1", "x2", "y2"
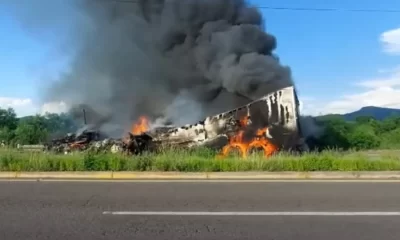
[
  {"x1": 0, "y1": 107, "x2": 77, "y2": 146},
  {"x1": 1, "y1": 106, "x2": 400, "y2": 150},
  {"x1": 310, "y1": 114, "x2": 400, "y2": 150}
]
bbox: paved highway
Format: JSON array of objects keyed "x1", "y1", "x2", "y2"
[{"x1": 1, "y1": 180, "x2": 400, "y2": 240}]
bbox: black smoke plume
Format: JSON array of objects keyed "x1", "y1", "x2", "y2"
[{"x1": 4, "y1": 0, "x2": 294, "y2": 137}]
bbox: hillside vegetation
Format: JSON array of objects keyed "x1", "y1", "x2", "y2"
[
  {"x1": 341, "y1": 106, "x2": 400, "y2": 121},
  {"x1": 312, "y1": 114, "x2": 400, "y2": 150}
]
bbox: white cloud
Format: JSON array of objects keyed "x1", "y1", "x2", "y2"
[
  {"x1": 356, "y1": 70, "x2": 400, "y2": 89},
  {"x1": 301, "y1": 66, "x2": 400, "y2": 116},
  {"x1": 0, "y1": 97, "x2": 33, "y2": 108},
  {"x1": 40, "y1": 102, "x2": 68, "y2": 115},
  {"x1": 323, "y1": 86, "x2": 400, "y2": 114},
  {"x1": 0, "y1": 97, "x2": 67, "y2": 117},
  {"x1": 0, "y1": 97, "x2": 37, "y2": 117},
  {"x1": 380, "y1": 27, "x2": 400, "y2": 55}
]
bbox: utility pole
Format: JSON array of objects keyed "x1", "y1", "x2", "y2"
[{"x1": 82, "y1": 109, "x2": 87, "y2": 125}]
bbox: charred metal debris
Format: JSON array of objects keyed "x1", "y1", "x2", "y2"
[{"x1": 43, "y1": 86, "x2": 307, "y2": 156}]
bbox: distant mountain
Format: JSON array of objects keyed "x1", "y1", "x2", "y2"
[
  {"x1": 342, "y1": 106, "x2": 400, "y2": 121},
  {"x1": 314, "y1": 106, "x2": 400, "y2": 121}
]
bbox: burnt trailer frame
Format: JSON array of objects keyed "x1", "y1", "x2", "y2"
[{"x1": 148, "y1": 86, "x2": 305, "y2": 152}]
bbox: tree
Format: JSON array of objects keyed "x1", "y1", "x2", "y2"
[
  {"x1": 378, "y1": 116, "x2": 400, "y2": 133},
  {"x1": 0, "y1": 107, "x2": 18, "y2": 130},
  {"x1": 0, "y1": 107, "x2": 82, "y2": 145},
  {"x1": 348, "y1": 124, "x2": 381, "y2": 150},
  {"x1": 14, "y1": 115, "x2": 49, "y2": 144},
  {"x1": 0, "y1": 127, "x2": 15, "y2": 145},
  {"x1": 380, "y1": 128, "x2": 400, "y2": 149},
  {"x1": 355, "y1": 116, "x2": 375, "y2": 124},
  {"x1": 316, "y1": 117, "x2": 353, "y2": 150}
]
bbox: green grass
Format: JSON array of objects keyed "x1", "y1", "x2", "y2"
[{"x1": 1, "y1": 147, "x2": 400, "y2": 172}]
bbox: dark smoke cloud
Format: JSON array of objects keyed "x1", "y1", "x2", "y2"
[{"x1": 4, "y1": 0, "x2": 294, "y2": 137}]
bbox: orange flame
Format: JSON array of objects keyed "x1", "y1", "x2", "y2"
[
  {"x1": 69, "y1": 140, "x2": 87, "y2": 151},
  {"x1": 219, "y1": 116, "x2": 278, "y2": 158},
  {"x1": 131, "y1": 116, "x2": 149, "y2": 135}
]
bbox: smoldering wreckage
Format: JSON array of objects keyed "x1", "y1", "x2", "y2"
[{"x1": 44, "y1": 86, "x2": 309, "y2": 158}]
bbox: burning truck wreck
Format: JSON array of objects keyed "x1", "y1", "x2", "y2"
[
  {"x1": 21, "y1": 0, "x2": 317, "y2": 157},
  {"x1": 45, "y1": 86, "x2": 306, "y2": 157}
]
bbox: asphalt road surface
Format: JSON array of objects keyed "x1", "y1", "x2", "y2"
[{"x1": 2, "y1": 180, "x2": 400, "y2": 240}]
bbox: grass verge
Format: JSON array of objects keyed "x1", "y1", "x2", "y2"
[{"x1": 1, "y1": 148, "x2": 400, "y2": 172}]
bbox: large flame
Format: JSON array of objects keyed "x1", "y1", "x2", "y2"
[
  {"x1": 131, "y1": 116, "x2": 149, "y2": 135},
  {"x1": 220, "y1": 116, "x2": 278, "y2": 158}
]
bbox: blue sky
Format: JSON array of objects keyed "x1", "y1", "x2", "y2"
[{"x1": 0, "y1": 0, "x2": 399, "y2": 116}]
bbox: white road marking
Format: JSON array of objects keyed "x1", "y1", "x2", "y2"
[{"x1": 102, "y1": 211, "x2": 400, "y2": 216}]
